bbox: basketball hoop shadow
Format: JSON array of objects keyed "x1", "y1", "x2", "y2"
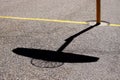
[{"x1": 12, "y1": 23, "x2": 100, "y2": 68}]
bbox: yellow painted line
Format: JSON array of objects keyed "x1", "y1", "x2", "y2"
[
  {"x1": 109, "y1": 24, "x2": 120, "y2": 27},
  {"x1": 0, "y1": 16, "x2": 120, "y2": 27},
  {"x1": 0, "y1": 16, "x2": 88, "y2": 25}
]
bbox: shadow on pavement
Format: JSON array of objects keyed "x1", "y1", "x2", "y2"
[
  {"x1": 13, "y1": 48, "x2": 99, "y2": 63},
  {"x1": 12, "y1": 23, "x2": 100, "y2": 68}
]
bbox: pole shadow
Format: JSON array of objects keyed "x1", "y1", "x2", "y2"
[{"x1": 12, "y1": 23, "x2": 100, "y2": 68}]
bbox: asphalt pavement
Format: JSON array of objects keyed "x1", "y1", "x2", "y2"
[{"x1": 0, "y1": 0, "x2": 120, "y2": 80}]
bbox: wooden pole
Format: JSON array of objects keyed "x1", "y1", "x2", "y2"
[{"x1": 96, "y1": 0, "x2": 101, "y2": 24}]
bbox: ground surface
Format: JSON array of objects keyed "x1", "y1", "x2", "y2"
[{"x1": 0, "y1": 0, "x2": 120, "y2": 80}]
